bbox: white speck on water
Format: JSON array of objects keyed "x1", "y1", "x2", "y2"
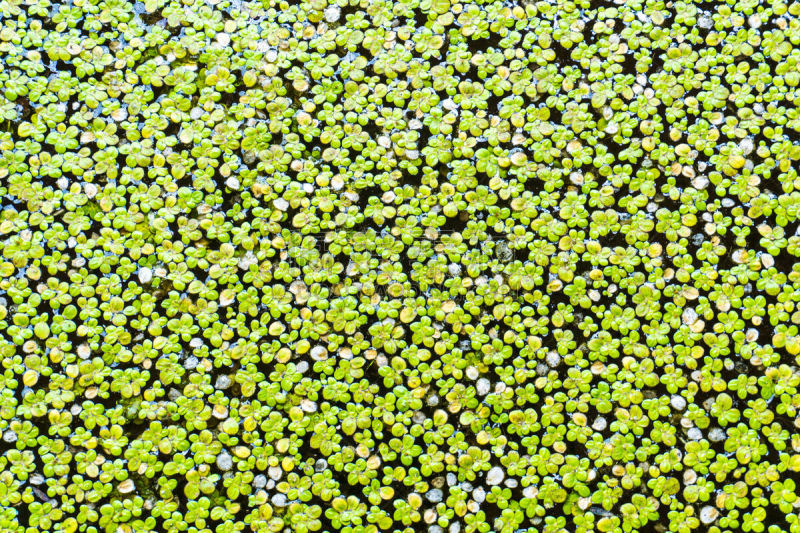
[
  {"x1": 427, "y1": 489, "x2": 443, "y2": 503},
  {"x1": 700, "y1": 506, "x2": 719, "y2": 524},
  {"x1": 77, "y1": 343, "x2": 91, "y2": 359},
  {"x1": 225, "y1": 177, "x2": 240, "y2": 190},
  {"x1": 324, "y1": 5, "x2": 340, "y2": 23},
  {"x1": 691, "y1": 175, "x2": 709, "y2": 190},
  {"x1": 118, "y1": 479, "x2": 135, "y2": 494},
  {"x1": 709, "y1": 427, "x2": 727, "y2": 442},
  {"x1": 486, "y1": 466, "x2": 504, "y2": 486},
  {"x1": 682, "y1": 308, "x2": 699, "y2": 325},
  {"x1": 138, "y1": 267, "x2": 153, "y2": 284},
  {"x1": 238, "y1": 252, "x2": 257, "y2": 270},
  {"x1": 310, "y1": 345, "x2": 327, "y2": 361},
  {"x1": 216, "y1": 452, "x2": 233, "y2": 471},
  {"x1": 670, "y1": 395, "x2": 687, "y2": 411},
  {"x1": 269, "y1": 465, "x2": 283, "y2": 480}
]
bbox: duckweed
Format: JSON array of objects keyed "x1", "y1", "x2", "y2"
[{"x1": 3, "y1": 0, "x2": 800, "y2": 532}]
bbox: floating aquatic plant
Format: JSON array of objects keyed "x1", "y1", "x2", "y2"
[{"x1": 3, "y1": 0, "x2": 800, "y2": 532}]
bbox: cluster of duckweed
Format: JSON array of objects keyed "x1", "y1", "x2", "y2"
[{"x1": 4, "y1": 0, "x2": 800, "y2": 531}]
